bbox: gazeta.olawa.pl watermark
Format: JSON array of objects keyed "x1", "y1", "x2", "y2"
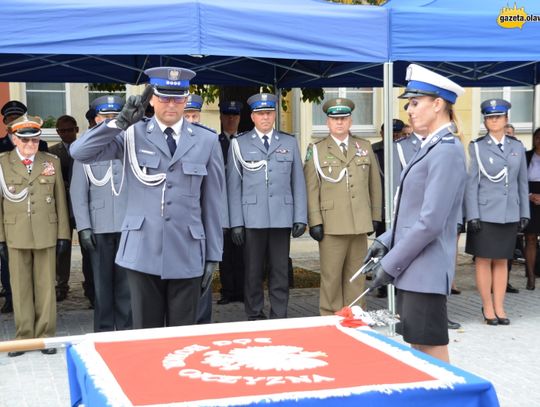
[{"x1": 498, "y1": 3, "x2": 540, "y2": 29}]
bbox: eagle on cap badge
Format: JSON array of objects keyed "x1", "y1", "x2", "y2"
[{"x1": 168, "y1": 69, "x2": 180, "y2": 81}]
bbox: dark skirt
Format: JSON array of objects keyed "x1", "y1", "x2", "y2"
[
  {"x1": 465, "y1": 221, "x2": 519, "y2": 259},
  {"x1": 525, "y1": 181, "x2": 540, "y2": 233}
]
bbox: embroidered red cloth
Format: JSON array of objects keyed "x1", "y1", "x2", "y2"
[{"x1": 22, "y1": 159, "x2": 32, "y2": 165}]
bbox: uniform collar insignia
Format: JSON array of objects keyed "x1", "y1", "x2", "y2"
[{"x1": 188, "y1": 127, "x2": 193, "y2": 133}]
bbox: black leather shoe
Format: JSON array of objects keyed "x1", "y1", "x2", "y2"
[
  {"x1": 0, "y1": 288, "x2": 6, "y2": 297},
  {"x1": 1, "y1": 300, "x2": 13, "y2": 314},
  {"x1": 482, "y1": 307, "x2": 498, "y2": 326},
  {"x1": 447, "y1": 319, "x2": 461, "y2": 329},
  {"x1": 8, "y1": 351, "x2": 25, "y2": 357},
  {"x1": 376, "y1": 287, "x2": 387, "y2": 298},
  {"x1": 495, "y1": 315, "x2": 510, "y2": 325},
  {"x1": 506, "y1": 283, "x2": 519, "y2": 294},
  {"x1": 41, "y1": 348, "x2": 57, "y2": 355},
  {"x1": 450, "y1": 288, "x2": 461, "y2": 295},
  {"x1": 217, "y1": 296, "x2": 230, "y2": 305}
]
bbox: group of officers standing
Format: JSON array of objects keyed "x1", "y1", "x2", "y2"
[{"x1": 0, "y1": 63, "x2": 531, "y2": 364}]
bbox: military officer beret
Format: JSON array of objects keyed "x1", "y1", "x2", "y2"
[
  {"x1": 91, "y1": 95, "x2": 125, "y2": 115},
  {"x1": 8, "y1": 114, "x2": 43, "y2": 138},
  {"x1": 322, "y1": 98, "x2": 355, "y2": 117},
  {"x1": 219, "y1": 100, "x2": 243, "y2": 115},
  {"x1": 185, "y1": 94, "x2": 204, "y2": 111},
  {"x1": 247, "y1": 93, "x2": 277, "y2": 111},
  {"x1": 481, "y1": 99, "x2": 511, "y2": 117},
  {"x1": 399, "y1": 64, "x2": 464, "y2": 104},
  {"x1": 1, "y1": 100, "x2": 27, "y2": 118},
  {"x1": 144, "y1": 66, "x2": 196, "y2": 97}
]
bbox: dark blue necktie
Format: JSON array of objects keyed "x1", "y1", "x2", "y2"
[
  {"x1": 164, "y1": 127, "x2": 176, "y2": 156},
  {"x1": 497, "y1": 142, "x2": 504, "y2": 152},
  {"x1": 263, "y1": 135, "x2": 269, "y2": 151}
]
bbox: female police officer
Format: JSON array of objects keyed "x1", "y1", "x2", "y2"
[
  {"x1": 465, "y1": 99, "x2": 529, "y2": 326},
  {"x1": 362, "y1": 64, "x2": 466, "y2": 363}
]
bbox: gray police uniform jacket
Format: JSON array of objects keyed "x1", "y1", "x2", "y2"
[
  {"x1": 465, "y1": 134, "x2": 529, "y2": 223},
  {"x1": 70, "y1": 159, "x2": 127, "y2": 234},
  {"x1": 378, "y1": 127, "x2": 467, "y2": 295},
  {"x1": 227, "y1": 129, "x2": 307, "y2": 228},
  {"x1": 70, "y1": 117, "x2": 225, "y2": 279}
]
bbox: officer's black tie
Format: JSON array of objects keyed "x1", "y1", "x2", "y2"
[
  {"x1": 164, "y1": 127, "x2": 176, "y2": 156},
  {"x1": 497, "y1": 142, "x2": 504, "y2": 152},
  {"x1": 340, "y1": 142, "x2": 347, "y2": 156},
  {"x1": 263, "y1": 135, "x2": 270, "y2": 151}
]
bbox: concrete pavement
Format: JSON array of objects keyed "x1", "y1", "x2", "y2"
[{"x1": 0, "y1": 235, "x2": 539, "y2": 406}]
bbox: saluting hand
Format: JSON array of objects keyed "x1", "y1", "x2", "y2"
[{"x1": 115, "y1": 85, "x2": 154, "y2": 131}]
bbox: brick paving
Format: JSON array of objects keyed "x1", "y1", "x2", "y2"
[{"x1": 0, "y1": 235, "x2": 539, "y2": 406}]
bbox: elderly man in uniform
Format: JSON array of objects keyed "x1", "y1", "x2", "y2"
[
  {"x1": 227, "y1": 93, "x2": 307, "y2": 321},
  {"x1": 183, "y1": 94, "x2": 204, "y2": 124},
  {"x1": 0, "y1": 115, "x2": 70, "y2": 356},
  {"x1": 217, "y1": 100, "x2": 245, "y2": 305},
  {"x1": 71, "y1": 95, "x2": 132, "y2": 332},
  {"x1": 304, "y1": 98, "x2": 382, "y2": 315},
  {"x1": 71, "y1": 67, "x2": 224, "y2": 329},
  {"x1": 0, "y1": 101, "x2": 48, "y2": 314}
]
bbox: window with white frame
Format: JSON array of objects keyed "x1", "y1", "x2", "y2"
[
  {"x1": 25, "y1": 83, "x2": 67, "y2": 128},
  {"x1": 479, "y1": 86, "x2": 533, "y2": 132},
  {"x1": 312, "y1": 87, "x2": 374, "y2": 135}
]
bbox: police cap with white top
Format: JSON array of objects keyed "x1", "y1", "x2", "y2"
[
  {"x1": 8, "y1": 114, "x2": 43, "y2": 138},
  {"x1": 247, "y1": 93, "x2": 277, "y2": 111},
  {"x1": 322, "y1": 98, "x2": 355, "y2": 117},
  {"x1": 184, "y1": 94, "x2": 203, "y2": 111},
  {"x1": 219, "y1": 100, "x2": 243, "y2": 115},
  {"x1": 144, "y1": 66, "x2": 196, "y2": 97},
  {"x1": 399, "y1": 64, "x2": 465, "y2": 104},
  {"x1": 91, "y1": 95, "x2": 125, "y2": 115},
  {"x1": 480, "y1": 99, "x2": 511, "y2": 117}
]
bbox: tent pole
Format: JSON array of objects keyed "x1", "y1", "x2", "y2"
[{"x1": 383, "y1": 61, "x2": 396, "y2": 336}]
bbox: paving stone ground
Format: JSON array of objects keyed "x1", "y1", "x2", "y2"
[{"x1": 1, "y1": 235, "x2": 538, "y2": 406}]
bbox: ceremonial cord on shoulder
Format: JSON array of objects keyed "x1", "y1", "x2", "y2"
[
  {"x1": 83, "y1": 161, "x2": 124, "y2": 197},
  {"x1": 396, "y1": 142, "x2": 408, "y2": 169},
  {"x1": 473, "y1": 142, "x2": 508, "y2": 186},
  {"x1": 312, "y1": 144, "x2": 349, "y2": 190},
  {"x1": 124, "y1": 125, "x2": 167, "y2": 215},
  {"x1": 0, "y1": 165, "x2": 28, "y2": 202},
  {"x1": 231, "y1": 138, "x2": 268, "y2": 183}
]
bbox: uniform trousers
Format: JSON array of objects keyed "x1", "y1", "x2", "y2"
[
  {"x1": 319, "y1": 234, "x2": 367, "y2": 315},
  {"x1": 90, "y1": 233, "x2": 132, "y2": 332},
  {"x1": 244, "y1": 228, "x2": 291, "y2": 320},
  {"x1": 9, "y1": 246, "x2": 56, "y2": 339},
  {"x1": 126, "y1": 269, "x2": 201, "y2": 328},
  {"x1": 219, "y1": 229, "x2": 245, "y2": 300},
  {"x1": 1, "y1": 256, "x2": 11, "y2": 302}
]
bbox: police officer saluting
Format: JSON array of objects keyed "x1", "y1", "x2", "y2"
[
  {"x1": 227, "y1": 93, "x2": 307, "y2": 320},
  {"x1": 70, "y1": 95, "x2": 132, "y2": 332},
  {"x1": 0, "y1": 115, "x2": 70, "y2": 356},
  {"x1": 70, "y1": 67, "x2": 225, "y2": 329},
  {"x1": 304, "y1": 98, "x2": 382, "y2": 314}
]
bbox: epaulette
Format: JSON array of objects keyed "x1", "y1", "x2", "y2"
[
  {"x1": 0, "y1": 152, "x2": 8, "y2": 158},
  {"x1": 191, "y1": 122, "x2": 216, "y2": 134},
  {"x1": 440, "y1": 135, "x2": 456, "y2": 144},
  {"x1": 44, "y1": 152, "x2": 59, "y2": 158},
  {"x1": 278, "y1": 130, "x2": 295, "y2": 138},
  {"x1": 351, "y1": 135, "x2": 370, "y2": 144},
  {"x1": 507, "y1": 135, "x2": 520, "y2": 142},
  {"x1": 236, "y1": 131, "x2": 249, "y2": 138},
  {"x1": 313, "y1": 138, "x2": 324, "y2": 145},
  {"x1": 394, "y1": 135, "x2": 407, "y2": 143},
  {"x1": 471, "y1": 135, "x2": 487, "y2": 143}
]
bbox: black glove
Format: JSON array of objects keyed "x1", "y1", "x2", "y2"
[
  {"x1": 115, "y1": 86, "x2": 154, "y2": 131},
  {"x1": 519, "y1": 217, "x2": 530, "y2": 233},
  {"x1": 309, "y1": 224, "x2": 324, "y2": 242},
  {"x1": 201, "y1": 262, "x2": 217, "y2": 294},
  {"x1": 368, "y1": 262, "x2": 394, "y2": 290},
  {"x1": 370, "y1": 220, "x2": 382, "y2": 236},
  {"x1": 363, "y1": 239, "x2": 388, "y2": 264},
  {"x1": 292, "y1": 223, "x2": 307, "y2": 238},
  {"x1": 56, "y1": 239, "x2": 70, "y2": 257},
  {"x1": 79, "y1": 229, "x2": 96, "y2": 252},
  {"x1": 231, "y1": 227, "x2": 245, "y2": 246},
  {"x1": 467, "y1": 219, "x2": 481, "y2": 233},
  {"x1": 0, "y1": 242, "x2": 8, "y2": 263}
]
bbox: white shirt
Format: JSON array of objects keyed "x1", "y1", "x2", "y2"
[
  {"x1": 155, "y1": 117, "x2": 182, "y2": 145},
  {"x1": 255, "y1": 128, "x2": 273, "y2": 146},
  {"x1": 15, "y1": 149, "x2": 35, "y2": 172},
  {"x1": 331, "y1": 135, "x2": 349, "y2": 152},
  {"x1": 489, "y1": 134, "x2": 506, "y2": 151}
]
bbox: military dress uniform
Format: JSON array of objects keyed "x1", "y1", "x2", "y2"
[
  {"x1": 304, "y1": 99, "x2": 382, "y2": 315},
  {"x1": 227, "y1": 93, "x2": 307, "y2": 320},
  {"x1": 0, "y1": 116, "x2": 70, "y2": 342},
  {"x1": 70, "y1": 67, "x2": 224, "y2": 329}
]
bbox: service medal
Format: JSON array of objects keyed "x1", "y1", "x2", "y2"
[{"x1": 41, "y1": 161, "x2": 55, "y2": 176}]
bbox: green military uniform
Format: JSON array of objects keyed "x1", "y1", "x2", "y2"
[
  {"x1": 0, "y1": 150, "x2": 70, "y2": 339},
  {"x1": 304, "y1": 134, "x2": 382, "y2": 315}
]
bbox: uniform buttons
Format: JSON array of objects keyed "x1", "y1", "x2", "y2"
[
  {"x1": 165, "y1": 217, "x2": 171, "y2": 221},
  {"x1": 169, "y1": 168, "x2": 174, "y2": 172},
  {"x1": 167, "y1": 201, "x2": 172, "y2": 205},
  {"x1": 30, "y1": 192, "x2": 34, "y2": 196},
  {"x1": 269, "y1": 194, "x2": 273, "y2": 197},
  {"x1": 350, "y1": 184, "x2": 354, "y2": 188},
  {"x1": 351, "y1": 195, "x2": 355, "y2": 198},
  {"x1": 31, "y1": 211, "x2": 35, "y2": 214},
  {"x1": 167, "y1": 183, "x2": 172, "y2": 189},
  {"x1": 29, "y1": 182, "x2": 33, "y2": 186},
  {"x1": 349, "y1": 174, "x2": 352, "y2": 178},
  {"x1": 269, "y1": 169, "x2": 273, "y2": 172},
  {"x1": 31, "y1": 201, "x2": 35, "y2": 204}
]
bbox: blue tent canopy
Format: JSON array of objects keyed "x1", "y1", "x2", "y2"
[{"x1": 0, "y1": 0, "x2": 388, "y2": 87}]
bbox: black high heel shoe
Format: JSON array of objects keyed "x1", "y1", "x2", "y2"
[
  {"x1": 495, "y1": 314, "x2": 510, "y2": 325},
  {"x1": 481, "y1": 307, "x2": 498, "y2": 326}
]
